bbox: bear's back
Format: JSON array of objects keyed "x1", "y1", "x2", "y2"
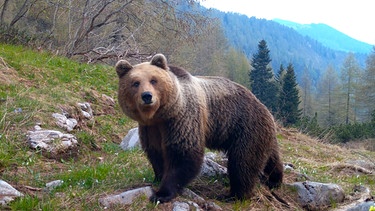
[{"x1": 169, "y1": 66, "x2": 191, "y2": 80}]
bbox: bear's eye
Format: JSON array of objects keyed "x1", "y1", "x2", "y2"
[
  {"x1": 150, "y1": 79, "x2": 157, "y2": 85},
  {"x1": 132, "y1": 81, "x2": 140, "y2": 88}
]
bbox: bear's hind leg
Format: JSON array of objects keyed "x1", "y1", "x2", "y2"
[
  {"x1": 227, "y1": 148, "x2": 264, "y2": 199},
  {"x1": 262, "y1": 149, "x2": 283, "y2": 189}
]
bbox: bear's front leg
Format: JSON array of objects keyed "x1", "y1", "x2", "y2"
[
  {"x1": 139, "y1": 126, "x2": 164, "y2": 182},
  {"x1": 150, "y1": 146, "x2": 204, "y2": 203}
]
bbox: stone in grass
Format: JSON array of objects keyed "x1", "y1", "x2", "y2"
[
  {"x1": 44, "y1": 180, "x2": 64, "y2": 192},
  {"x1": 120, "y1": 127, "x2": 140, "y2": 150},
  {"x1": 99, "y1": 186, "x2": 153, "y2": 208},
  {"x1": 346, "y1": 201, "x2": 375, "y2": 211},
  {"x1": 52, "y1": 113, "x2": 78, "y2": 132},
  {"x1": 77, "y1": 102, "x2": 93, "y2": 119},
  {"x1": 290, "y1": 181, "x2": 345, "y2": 209},
  {"x1": 0, "y1": 180, "x2": 24, "y2": 206},
  {"x1": 26, "y1": 127, "x2": 78, "y2": 160}
]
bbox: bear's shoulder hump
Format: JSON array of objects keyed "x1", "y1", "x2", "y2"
[{"x1": 168, "y1": 65, "x2": 191, "y2": 79}]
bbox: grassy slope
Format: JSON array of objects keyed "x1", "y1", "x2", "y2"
[{"x1": 0, "y1": 44, "x2": 374, "y2": 210}]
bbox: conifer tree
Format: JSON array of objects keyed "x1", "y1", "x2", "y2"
[
  {"x1": 249, "y1": 40, "x2": 277, "y2": 113},
  {"x1": 340, "y1": 53, "x2": 361, "y2": 124},
  {"x1": 279, "y1": 63, "x2": 301, "y2": 126},
  {"x1": 275, "y1": 64, "x2": 286, "y2": 119}
]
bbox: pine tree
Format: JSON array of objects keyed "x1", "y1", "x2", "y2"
[
  {"x1": 274, "y1": 64, "x2": 286, "y2": 119},
  {"x1": 279, "y1": 63, "x2": 301, "y2": 126},
  {"x1": 249, "y1": 40, "x2": 277, "y2": 113}
]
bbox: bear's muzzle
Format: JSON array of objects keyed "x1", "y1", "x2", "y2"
[{"x1": 141, "y1": 91, "x2": 153, "y2": 105}]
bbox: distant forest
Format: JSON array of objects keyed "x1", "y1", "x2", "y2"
[{"x1": 205, "y1": 9, "x2": 369, "y2": 86}]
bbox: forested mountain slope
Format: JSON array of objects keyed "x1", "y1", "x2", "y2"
[{"x1": 204, "y1": 9, "x2": 368, "y2": 84}]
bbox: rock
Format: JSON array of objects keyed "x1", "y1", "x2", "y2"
[
  {"x1": 0, "y1": 180, "x2": 23, "y2": 206},
  {"x1": 77, "y1": 102, "x2": 93, "y2": 119},
  {"x1": 284, "y1": 163, "x2": 294, "y2": 172},
  {"x1": 52, "y1": 113, "x2": 77, "y2": 132},
  {"x1": 101, "y1": 94, "x2": 115, "y2": 106},
  {"x1": 200, "y1": 156, "x2": 227, "y2": 177},
  {"x1": 182, "y1": 188, "x2": 206, "y2": 204},
  {"x1": 45, "y1": 180, "x2": 64, "y2": 192},
  {"x1": 99, "y1": 186, "x2": 153, "y2": 208},
  {"x1": 26, "y1": 127, "x2": 78, "y2": 159},
  {"x1": 346, "y1": 201, "x2": 375, "y2": 211},
  {"x1": 120, "y1": 128, "x2": 140, "y2": 150},
  {"x1": 333, "y1": 185, "x2": 372, "y2": 211},
  {"x1": 172, "y1": 201, "x2": 190, "y2": 211},
  {"x1": 290, "y1": 181, "x2": 345, "y2": 209},
  {"x1": 346, "y1": 160, "x2": 375, "y2": 171}
]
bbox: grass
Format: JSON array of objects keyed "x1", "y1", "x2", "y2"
[{"x1": 1, "y1": 43, "x2": 375, "y2": 210}]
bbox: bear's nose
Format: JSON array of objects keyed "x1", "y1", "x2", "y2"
[{"x1": 141, "y1": 92, "x2": 153, "y2": 104}]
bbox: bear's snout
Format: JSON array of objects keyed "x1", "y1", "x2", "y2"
[{"x1": 141, "y1": 91, "x2": 153, "y2": 104}]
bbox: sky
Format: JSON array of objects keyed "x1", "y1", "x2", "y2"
[{"x1": 200, "y1": 0, "x2": 375, "y2": 45}]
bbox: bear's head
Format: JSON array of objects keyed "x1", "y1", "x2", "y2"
[{"x1": 116, "y1": 54, "x2": 178, "y2": 125}]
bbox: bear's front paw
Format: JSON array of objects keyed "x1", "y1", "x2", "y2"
[{"x1": 150, "y1": 189, "x2": 177, "y2": 203}]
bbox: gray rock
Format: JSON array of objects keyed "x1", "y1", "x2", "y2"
[
  {"x1": 182, "y1": 188, "x2": 206, "y2": 204},
  {"x1": 101, "y1": 94, "x2": 115, "y2": 106},
  {"x1": 27, "y1": 128, "x2": 78, "y2": 153},
  {"x1": 120, "y1": 128, "x2": 140, "y2": 150},
  {"x1": 78, "y1": 102, "x2": 93, "y2": 119},
  {"x1": 173, "y1": 201, "x2": 190, "y2": 211},
  {"x1": 290, "y1": 181, "x2": 345, "y2": 209},
  {"x1": 333, "y1": 185, "x2": 372, "y2": 211},
  {"x1": 346, "y1": 201, "x2": 375, "y2": 211},
  {"x1": 0, "y1": 180, "x2": 23, "y2": 206},
  {"x1": 45, "y1": 180, "x2": 64, "y2": 192},
  {"x1": 52, "y1": 113, "x2": 77, "y2": 132},
  {"x1": 200, "y1": 156, "x2": 227, "y2": 177},
  {"x1": 98, "y1": 186, "x2": 153, "y2": 208}
]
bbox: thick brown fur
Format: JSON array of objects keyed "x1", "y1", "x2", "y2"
[{"x1": 115, "y1": 54, "x2": 283, "y2": 203}]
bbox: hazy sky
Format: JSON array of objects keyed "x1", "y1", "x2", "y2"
[{"x1": 201, "y1": 0, "x2": 375, "y2": 45}]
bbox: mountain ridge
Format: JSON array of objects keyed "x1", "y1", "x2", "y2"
[{"x1": 273, "y1": 19, "x2": 373, "y2": 54}]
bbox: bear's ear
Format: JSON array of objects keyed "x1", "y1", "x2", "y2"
[
  {"x1": 150, "y1": 54, "x2": 168, "y2": 70},
  {"x1": 115, "y1": 60, "x2": 133, "y2": 78}
]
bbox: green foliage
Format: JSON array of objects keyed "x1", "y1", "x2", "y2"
[
  {"x1": 297, "y1": 113, "x2": 324, "y2": 138},
  {"x1": 331, "y1": 122, "x2": 375, "y2": 143},
  {"x1": 0, "y1": 24, "x2": 34, "y2": 46},
  {"x1": 249, "y1": 40, "x2": 278, "y2": 113},
  {"x1": 278, "y1": 63, "x2": 302, "y2": 126}
]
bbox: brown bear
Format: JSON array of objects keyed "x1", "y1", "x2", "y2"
[{"x1": 115, "y1": 54, "x2": 283, "y2": 203}]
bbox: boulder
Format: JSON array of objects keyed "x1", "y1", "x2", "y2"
[
  {"x1": 77, "y1": 102, "x2": 93, "y2": 119},
  {"x1": 0, "y1": 180, "x2": 23, "y2": 206},
  {"x1": 290, "y1": 181, "x2": 345, "y2": 210},
  {"x1": 200, "y1": 156, "x2": 227, "y2": 177},
  {"x1": 346, "y1": 201, "x2": 375, "y2": 211},
  {"x1": 27, "y1": 126, "x2": 78, "y2": 159},
  {"x1": 120, "y1": 128, "x2": 140, "y2": 150},
  {"x1": 52, "y1": 113, "x2": 77, "y2": 132},
  {"x1": 99, "y1": 186, "x2": 153, "y2": 208}
]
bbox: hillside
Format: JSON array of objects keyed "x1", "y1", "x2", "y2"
[
  {"x1": 273, "y1": 19, "x2": 373, "y2": 54},
  {"x1": 204, "y1": 8, "x2": 368, "y2": 84},
  {"x1": 0, "y1": 45, "x2": 374, "y2": 210}
]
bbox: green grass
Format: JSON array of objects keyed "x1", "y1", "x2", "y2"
[{"x1": 1, "y1": 43, "x2": 374, "y2": 210}]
